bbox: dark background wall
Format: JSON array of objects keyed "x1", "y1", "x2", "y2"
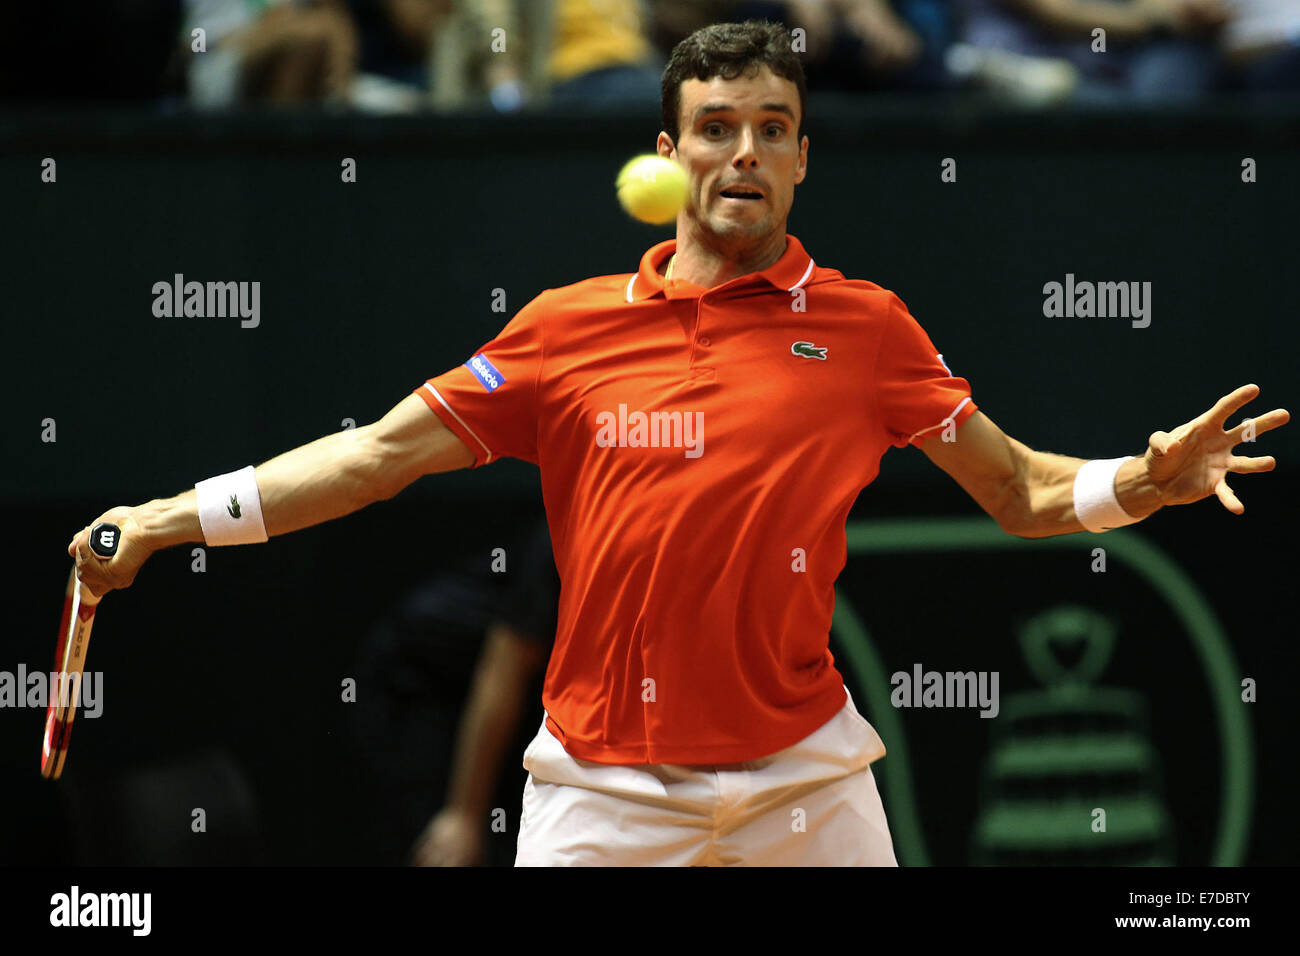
[{"x1": 2, "y1": 100, "x2": 1296, "y2": 865}]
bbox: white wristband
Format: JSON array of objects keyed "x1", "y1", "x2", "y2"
[
  {"x1": 195, "y1": 465, "x2": 268, "y2": 545},
  {"x1": 1072, "y1": 456, "x2": 1139, "y2": 533}
]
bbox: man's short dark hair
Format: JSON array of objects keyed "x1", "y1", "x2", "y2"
[{"x1": 661, "y1": 20, "x2": 808, "y2": 146}]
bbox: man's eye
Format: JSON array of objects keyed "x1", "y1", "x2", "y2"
[
  {"x1": 705, "y1": 124, "x2": 724, "y2": 136},
  {"x1": 765, "y1": 125, "x2": 784, "y2": 137}
]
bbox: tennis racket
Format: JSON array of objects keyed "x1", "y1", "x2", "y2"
[{"x1": 41, "y1": 521, "x2": 120, "y2": 780}]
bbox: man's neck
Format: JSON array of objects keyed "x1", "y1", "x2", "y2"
[{"x1": 664, "y1": 228, "x2": 788, "y2": 288}]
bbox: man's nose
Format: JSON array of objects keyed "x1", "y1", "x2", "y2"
[{"x1": 732, "y1": 127, "x2": 759, "y2": 167}]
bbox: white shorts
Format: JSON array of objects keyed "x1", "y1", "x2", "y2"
[{"x1": 515, "y1": 686, "x2": 897, "y2": 866}]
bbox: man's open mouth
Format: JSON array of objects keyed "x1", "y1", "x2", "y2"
[{"x1": 719, "y1": 187, "x2": 764, "y2": 200}]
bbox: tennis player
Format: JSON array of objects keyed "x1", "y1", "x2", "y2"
[{"x1": 71, "y1": 20, "x2": 1287, "y2": 866}]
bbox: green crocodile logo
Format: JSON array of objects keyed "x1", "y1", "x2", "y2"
[
  {"x1": 227, "y1": 495, "x2": 241, "y2": 519},
  {"x1": 791, "y1": 341, "x2": 827, "y2": 360}
]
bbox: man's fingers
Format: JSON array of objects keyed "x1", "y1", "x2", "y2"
[
  {"x1": 1228, "y1": 454, "x2": 1276, "y2": 475},
  {"x1": 1215, "y1": 478, "x2": 1244, "y2": 514},
  {"x1": 70, "y1": 526, "x2": 97, "y2": 562},
  {"x1": 1230, "y1": 407, "x2": 1291, "y2": 443},
  {"x1": 73, "y1": 547, "x2": 101, "y2": 589},
  {"x1": 72, "y1": 527, "x2": 117, "y2": 596},
  {"x1": 72, "y1": 531, "x2": 104, "y2": 568},
  {"x1": 1208, "y1": 383, "x2": 1261, "y2": 428}
]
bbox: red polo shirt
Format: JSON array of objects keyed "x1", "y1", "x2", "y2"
[{"x1": 416, "y1": 234, "x2": 977, "y2": 765}]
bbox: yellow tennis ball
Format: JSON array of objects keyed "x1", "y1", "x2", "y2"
[{"x1": 616, "y1": 155, "x2": 688, "y2": 225}]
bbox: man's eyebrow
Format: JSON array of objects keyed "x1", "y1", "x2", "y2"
[{"x1": 693, "y1": 102, "x2": 797, "y2": 123}]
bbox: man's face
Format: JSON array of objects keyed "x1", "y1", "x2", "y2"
[{"x1": 661, "y1": 65, "x2": 808, "y2": 245}]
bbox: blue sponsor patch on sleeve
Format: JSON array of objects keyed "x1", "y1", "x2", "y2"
[{"x1": 465, "y1": 353, "x2": 507, "y2": 392}]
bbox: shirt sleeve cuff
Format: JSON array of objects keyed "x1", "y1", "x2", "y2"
[
  {"x1": 413, "y1": 382, "x2": 493, "y2": 467},
  {"x1": 906, "y1": 395, "x2": 978, "y2": 447}
]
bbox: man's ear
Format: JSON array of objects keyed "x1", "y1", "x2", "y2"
[
  {"x1": 657, "y1": 131, "x2": 677, "y2": 159},
  {"x1": 794, "y1": 135, "x2": 809, "y2": 185}
]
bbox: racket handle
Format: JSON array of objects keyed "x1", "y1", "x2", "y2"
[
  {"x1": 88, "y1": 522, "x2": 121, "y2": 559},
  {"x1": 77, "y1": 522, "x2": 121, "y2": 606}
]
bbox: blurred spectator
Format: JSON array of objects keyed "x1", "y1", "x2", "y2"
[
  {"x1": 349, "y1": 517, "x2": 558, "y2": 866},
  {"x1": 346, "y1": 0, "x2": 445, "y2": 91},
  {"x1": 546, "y1": 0, "x2": 665, "y2": 106},
  {"x1": 894, "y1": 0, "x2": 963, "y2": 88},
  {"x1": 428, "y1": 0, "x2": 535, "y2": 112},
  {"x1": 1219, "y1": 0, "x2": 1300, "y2": 93},
  {"x1": 409, "y1": 518, "x2": 558, "y2": 867},
  {"x1": 182, "y1": 0, "x2": 360, "y2": 107},
  {"x1": 732, "y1": 1, "x2": 954, "y2": 92},
  {"x1": 431, "y1": 0, "x2": 663, "y2": 112},
  {"x1": 181, "y1": 0, "x2": 427, "y2": 110},
  {"x1": 943, "y1": 41, "x2": 1079, "y2": 105},
  {"x1": 953, "y1": 0, "x2": 1229, "y2": 104},
  {"x1": 651, "y1": 0, "x2": 737, "y2": 52}
]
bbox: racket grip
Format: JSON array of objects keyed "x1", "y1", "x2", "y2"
[
  {"x1": 88, "y1": 522, "x2": 121, "y2": 559},
  {"x1": 77, "y1": 522, "x2": 121, "y2": 607}
]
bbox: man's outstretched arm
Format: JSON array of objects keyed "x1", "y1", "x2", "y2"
[
  {"x1": 68, "y1": 394, "x2": 475, "y2": 595},
  {"x1": 919, "y1": 384, "x2": 1289, "y2": 539}
]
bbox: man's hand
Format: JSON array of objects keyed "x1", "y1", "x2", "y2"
[
  {"x1": 411, "y1": 806, "x2": 485, "y2": 867},
  {"x1": 1143, "y1": 384, "x2": 1289, "y2": 514},
  {"x1": 68, "y1": 506, "x2": 153, "y2": 598}
]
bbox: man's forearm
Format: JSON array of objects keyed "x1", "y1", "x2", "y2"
[
  {"x1": 136, "y1": 426, "x2": 394, "y2": 552},
  {"x1": 1013, "y1": 448, "x2": 1163, "y2": 538}
]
